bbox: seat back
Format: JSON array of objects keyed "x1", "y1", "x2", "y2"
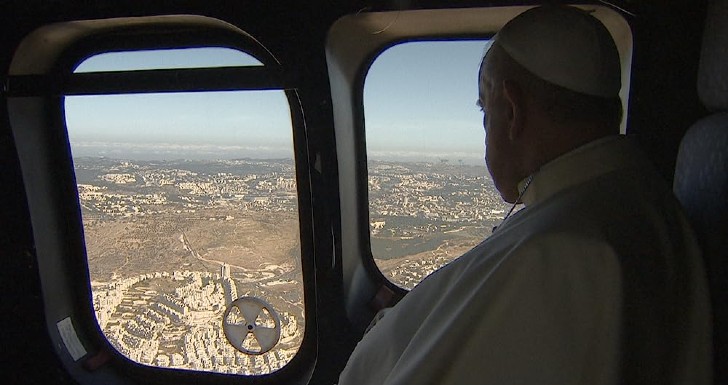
[{"x1": 673, "y1": 1, "x2": 728, "y2": 383}]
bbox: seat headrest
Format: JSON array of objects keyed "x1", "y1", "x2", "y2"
[{"x1": 698, "y1": 0, "x2": 728, "y2": 111}]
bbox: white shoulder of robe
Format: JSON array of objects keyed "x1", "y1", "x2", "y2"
[{"x1": 339, "y1": 232, "x2": 623, "y2": 385}]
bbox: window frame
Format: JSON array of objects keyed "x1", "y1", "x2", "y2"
[
  {"x1": 361, "y1": 37, "x2": 499, "y2": 291},
  {"x1": 7, "y1": 15, "x2": 317, "y2": 385}
]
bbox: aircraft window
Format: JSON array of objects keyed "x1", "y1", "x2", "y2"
[
  {"x1": 64, "y1": 48, "x2": 304, "y2": 375},
  {"x1": 365, "y1": 40, "x2": 511, "y2": 289}
]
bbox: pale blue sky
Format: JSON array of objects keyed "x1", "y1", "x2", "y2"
[
  {"x1": 65, "y1": 41, "x2": 489, "y2": 161},
  {"x1": 364, "y1": 40, "x2": 487, "y2": 163}
]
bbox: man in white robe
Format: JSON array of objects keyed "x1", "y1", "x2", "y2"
[{"x1": 338, "y1": 5, "x2": 712, "y2": 385}]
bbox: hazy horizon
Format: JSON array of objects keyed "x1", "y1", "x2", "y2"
[
  {"x1": 66, "y1": 40, "x2": 491, "y2": 165},
  {"x1": 70, "y1": 140, "x2": 487, "y2": 165}
]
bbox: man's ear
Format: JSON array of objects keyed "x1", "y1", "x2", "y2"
[{"x1": 502, "y1": 79, "x2": 524, "y2": 141}]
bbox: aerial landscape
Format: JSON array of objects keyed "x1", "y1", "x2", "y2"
[{"x1": 76, "y1": 156, "x2": 509, "y2": 375}]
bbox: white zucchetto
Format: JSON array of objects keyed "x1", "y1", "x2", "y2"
[{"x1": 494, "y1": 5, "x2": 622, "y2": 98}]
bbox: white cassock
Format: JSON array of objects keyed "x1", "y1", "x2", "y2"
[{"x1": 338, "y1": 136, "x2": 712, "y2": 385}]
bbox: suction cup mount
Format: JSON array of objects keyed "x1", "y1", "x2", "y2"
[{"x1": 222, "y1": 296, "x2": 281, "y2": 355}]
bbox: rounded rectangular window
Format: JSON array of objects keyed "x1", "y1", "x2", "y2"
[
  {"x1": 65, "y1": 48, "x2": 304, "y2": 375},
  {"x1": 365, "y1": 41, "x2": 511, "y2": 289}
]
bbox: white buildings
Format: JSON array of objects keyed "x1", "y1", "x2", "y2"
[{"x1": 94, "y1": 268, "x2": 302, "y2": 375}]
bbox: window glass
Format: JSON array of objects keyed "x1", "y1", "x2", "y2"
[
  {"x1": 365, "y1": 41, "x2": 511, "y2": 289},
  {"x1": 74, "y1": 47, "x2": 262, "y2": 72},
  {"x1": 65, "y1": 48, "x2": 304, "y2": 375}
]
